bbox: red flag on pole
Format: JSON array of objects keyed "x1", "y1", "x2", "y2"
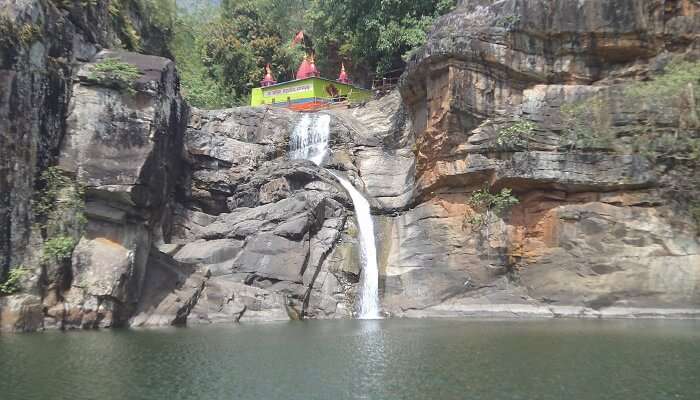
[{"x1": 291, "y1": 30, "x2": 304, "y2": 47}]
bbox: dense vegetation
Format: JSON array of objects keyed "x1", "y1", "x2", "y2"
[
  {"x1": 88, "y1": 57, "x2": 143, "y2": 94},
  {"x1": 560, "y1": 59, "x2": 700, "y2": 158},
  {"x1": 33, "y1": 167, "x2": 86, "y2": 266},
  {"x1": 168, "y1": 0, "x2": 456, "y2": 108},
  {"x1": 464, "y1": 188, "x2": 519, "y2": 230}
]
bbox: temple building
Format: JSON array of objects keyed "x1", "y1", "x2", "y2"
[{"x1": 250, "y1": 56, "x2": 371, "y2": 111}]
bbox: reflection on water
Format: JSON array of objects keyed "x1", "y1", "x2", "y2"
[
  {"x1": 352, "y1": 320, "x2": 386, "y2": 399},
  {"x1": 1, "y1": 319, "x2": 699, "y2": 400}
]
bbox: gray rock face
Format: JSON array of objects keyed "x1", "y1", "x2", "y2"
[
  {"x1": 3, "y1": 0, "x2": 700, "y2": 332},
  {"x1": 155, "y1": 105, "x2": 365, "y2": 323},
  {"x1": 46, "y1": 50, "x2": 188, "y2": 329},
  {"x1": 328, "y1": 91, "x2": 416, "y2": 210},
  {"x1": 1, "y1": 0, "x2": 96, "y2": 276},
  {"x1": 0, "y1": 0, "x2": 175, "y2": 332},
  {"x1": 131, "y1": 250, "x2": 208, "y2": 327}
]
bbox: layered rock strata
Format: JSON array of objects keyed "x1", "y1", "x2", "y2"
[
  {"x1": 391, "y1": 0, "x2": 700, "y2": 316},
  {"x1": 2, "y1": 0, "x2": 699, "y2": 332}
]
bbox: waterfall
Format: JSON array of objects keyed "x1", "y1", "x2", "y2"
[
  {"x1": 330, "y1": 173, "x2": 381, "y2": 319},
  {"x1": 289, "y1": 114, "x2": 331, "y2": 166},
  {"x1": 290, "y1": 113, "x2": 382, "y2": 319}
]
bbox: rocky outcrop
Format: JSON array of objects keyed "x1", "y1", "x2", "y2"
[
  {"x1": 2, "y1": 0, "x2": 699, "y2": 332},
  {"x1": 47, "y1": 50, "x2": 187, "y2": 329},
  {"x1": 0, "y1": 0, "x2": 175, "y2": 331},
  {"x1": 172, "y1": 107, "x2": 360, "y2": 322},
  {"x1": 388, "y1": 0, "x2": 700, "y2": 316}
]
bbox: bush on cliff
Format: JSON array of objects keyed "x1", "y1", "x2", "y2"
[
  {"x1": 561, "y1": 59, "x2": 700, "y2": 159},
  {"x1": 0, "y1": 267, "x2": 29, "y2": 296},
  {"x1": 464, "y1": 188, "x2": 519, "y2": 229},
  {"x1": 41, "y1": 236, "x2": 78, "y2": 263},
  {"x1": 497, "y1": 120, "x2": 536, "y2": 150},
  {"x1": 88, "y1": 57, "x2": 143, "y2": 94},
  {"x1": 33, "y1": 167, "x2": 86, "y2": 265}
]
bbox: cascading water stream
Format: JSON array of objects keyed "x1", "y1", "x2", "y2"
[
  {"x1": 330, "y1": 173, "x2": 381, "y2": 319},
  {"x1": 289, "y1": 114, "x2": 330, "y2": 166},
  {"x1": 289, "y1": 113, "x2": 381, "y2": 319}
]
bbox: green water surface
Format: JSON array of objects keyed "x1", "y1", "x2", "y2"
[{"x1": 1, "y1": 319, "x2": 699, "y2": 400}]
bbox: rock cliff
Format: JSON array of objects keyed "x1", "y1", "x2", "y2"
[
  {"x1": 395, "y1": 0, "x2": 700, "y2": 317},
  {"x1": 1, "y1": 0, "x2": 699, "y2": 332},
  {"x1": 0, "y1": 0, "x2": 180, "y2": 331}
]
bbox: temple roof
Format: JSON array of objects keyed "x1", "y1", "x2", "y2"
[
  {"x1": 296, "y1": 56, "x2": 320, "y2": 80},
  {"x1": 260, "y1": 64, "x2": 277, "y2": 87},
  {"x1": 337, "y1": 63, "x2": 349, "y2": 83}
]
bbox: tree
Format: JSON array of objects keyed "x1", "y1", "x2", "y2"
[
  {"x1": 169, "y1": 0, "x2": 457, "y2": 107},
  {"x1": 305, "y1": 0, "x2": 456, "y2": 83}
]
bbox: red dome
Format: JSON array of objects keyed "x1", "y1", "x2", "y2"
[
  {"x1": 337, "y1": 63, "x2": 349, "y2": 83},
  {"x1": 260, "y1": 64, "x2": 277, "y2": 87},
  {"x1": 296, "y1": 56, "x2": 320, "y2": 80}
]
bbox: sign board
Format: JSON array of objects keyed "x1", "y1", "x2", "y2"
[{"x1": 263, "y1": 84, "x2": 312, "y2": 97}]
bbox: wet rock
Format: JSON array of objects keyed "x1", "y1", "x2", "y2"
[
  {"x1": 131, "y1": 250, "x2": 207, "y2": 327},
  {"x1": 174, "y1": 239, "x2": 244, "y2": 266},
  {"x1": 46, "y1": 50, "x2": 187, "y2": 328},
  {"x1": 0, "y1": 294, "x2": 44, "y2": 332}
]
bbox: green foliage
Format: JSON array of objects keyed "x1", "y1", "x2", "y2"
[
  {"x1": 306, "y1": 0, "x2": 457, "y2": 77},
  {"x1": 0, "y1": 16, "x2": 17, "y2": 50},
  {"x1": 88, "y1": 57, "x2": 142, "y2": 94},
  {"x1": 625, "y1": 60, "x2": 700, "y2": 100},
  {"x1": 34, "y1": 167, "x2": 72, "y2": 217},
  {"x1": 465, "y1": 188, "x2": 519, "y2": 228},
  {"x1": 0, "y1": 16, "x2": 40, "y2": 48},
  {"x1": 34, "y1": 167, "x2": 87, "y2": 238},
  {"x1": 0, "y1": 267, "x2": 29, "y2": 296},
  {"x1": 170, "y1": 6, "x2": 237, "y2": 108},
  {"x1": 110, "y1": 0, "x2": 142, "y2": 51},
  {"x1": 469, "y1": 188, "x2": 520, "y2": 216},
  {"x1": 41, "y1": 236, "x2": 78, "y2": 263},
  {"x1": 169, "y1": 0, "x2": 456, "y2": 106},
  {"x1": 560, "y1": 94, "x2": 616, "y2": 151},
  {"x1": 346, "y1": 224, "x2": 359, "y2": 238},
  {"x1": 691, "y1": 201, "x2": 700, "y2": 231},
  {"x1": 560, "y1": 59, "x2": 700, "y2": 159},
  {"x1": 140, "y1": 0, "x2": 177, "y2": 34},
  {"x1": 496, "y1": 120, "x2": 535, "y2": 149},
  {"x1": 496, "y1": 15, "x2": 520, "y2": 32},
  {"x1": 18, "y1": 23, "x2": 40, "y2": 44},
  {"x1": 51, "y1": 0, "x2": 98, "y2": 9}
]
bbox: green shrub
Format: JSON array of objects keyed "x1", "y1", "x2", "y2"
[
  {"x1": 0, "y1": 267, "x2": 30, "y2": 296},
  {"x1": 42, "y1": 236, "x2": 78, "y2": 263},
  {"x1": 88, "y1": 57, "x2": 142, "y2": 94},
  {"x1": 18, "y1": 23, "x2": 40, "y2": 44},
  {"x1": 624, "y1": 60, "x2": 700, "y2": 100},
  {"x1": 465, "y1": 188, "x2": 519, "y2": 228},
  {"x1": 560, "y1": 59, "x2": 700, "y2": 158},
  {"x1": 496, "y1": 120, "x2": 535, "y2": 149},
  {"x1": 496, "y1": 15, "x2": 520, "y2": 32},
  {"x1": 0, "y1": 16, "x2": 15, "y2": 48},
  {"x1": 34, "y1": 167, "x2": 86, "y2": 232},
  {"x1": 34, "y1": 167, "x2": 72, "y2": 217},
  {"x1": 109, "y1": 0, "x2": 142, "y2": 51},
  {"x1": 51, "y1": 0, "x2": 98, "y2": 9},
  {"x1": 560, "y1": 94, "x2": 616, "y2": 151},
  {"x1": 0, "y1": 16, "x2": 40, "y2": 48},
  {"x1": 34, "y1": 167, "x2": 85, "y2": 266},
  {"x1": 691, "y1": 201, "x2": 700, "y2": 231}
]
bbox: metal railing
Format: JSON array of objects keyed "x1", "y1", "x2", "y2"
[
  {"x1": 265, "y1": 95, "x2": 361, "y2": 112},
  {"x1": 371, "y1": 76, "x2": 400, "y2": 92}
]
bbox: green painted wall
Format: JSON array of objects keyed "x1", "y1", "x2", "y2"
[{"x1": 250, "y1": 77, "x2": 371, "y2": 106}]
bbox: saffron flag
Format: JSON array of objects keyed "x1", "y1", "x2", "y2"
[{"x1": 292, "y1": 31, "x2": 304, "y2": 46}]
